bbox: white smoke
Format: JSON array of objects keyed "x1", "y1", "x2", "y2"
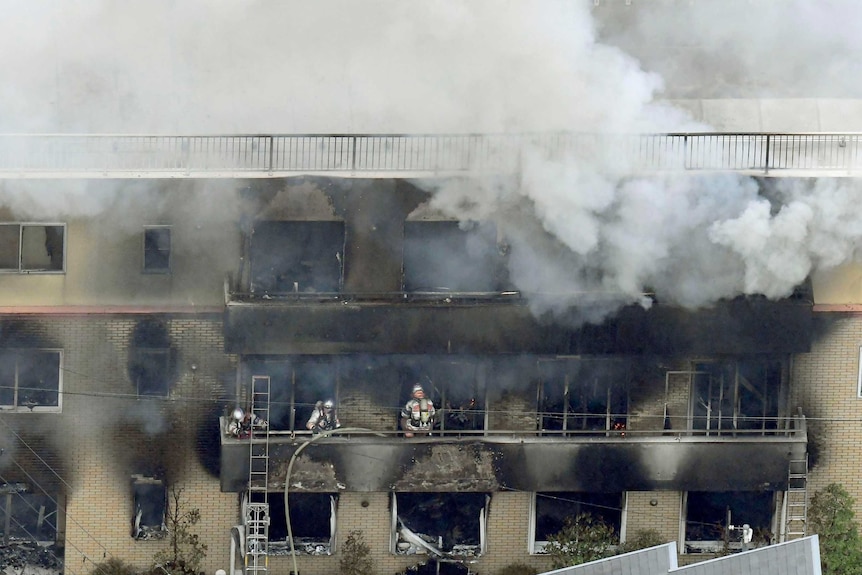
[{"x1": 1, "y1": 0, "x2": 862, "y2": 322}]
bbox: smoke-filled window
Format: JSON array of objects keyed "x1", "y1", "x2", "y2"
[
  {"x1": 249, "y1": 221, "x2": 345, "y2": 294},
  {"x1": 537, "y1": 358, "x2": 629, "y2": 436},
  {"x1": 143, "y1": 226, "x2": 171, "y2": 273},
  {"x1": 0, "y1": 489, "x2": 58, "y2": 543},
  {"x1": 128, "y1": 319, "x2": 176, "y2": 398},
  {"x1": 531, "y1": 492, "x2": 624, "y2": 554},
  {"x1": 0, "y1": 223, "x2": 65, "y2": 273},
  {"x1": 249, "y1": 492, "x2": 336, "y2": 555},
  {"x1": 690, "y1": 359, "x2": 783, "y2": 435},
  {"x1": 683, "y1": 491, "x2": 775, "y2": 553},
  {"x1": 131, "y1": 477, "x2": 167, "y2": 540},
  {"x1": 245, "y1": 358, "x2": 337, "y2": 432},
  {"x1": 402, "y1": 220, "x2": 507, "y2": 293},
  {"x1": 0, "y1": 349, "x2": 62, "y2": 411},
  {"x1": 392, "y1": 492, "x2": 487, "y2": 558}
]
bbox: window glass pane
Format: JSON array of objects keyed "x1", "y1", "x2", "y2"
[
  {"x1": 21, "y1": 225, "x2": 63, "y2": 271},
  {"x1": 685, "y1": 491, "x2": 774, "y2": 549},
  {"x1": 18, "y1": 351, "x2": 60, "y2": 407},
  {"x1": 0, "y1": 225, "x2": 20, "y2": 270},
  {"x1": 144, "y1": 228, "x2": 171, "y2": 272}
]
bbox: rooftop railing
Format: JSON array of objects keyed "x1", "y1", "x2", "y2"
[{"x1": 0, "y1": 133, "x2": 860, "y2": 177}]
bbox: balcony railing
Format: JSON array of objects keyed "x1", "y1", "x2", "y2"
[{"x1": 1, "y1": 133, "x2": 861, "y2": 177}]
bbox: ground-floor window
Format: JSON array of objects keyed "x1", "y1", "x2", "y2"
[
  {"x1": 131, "y1": 476, "x2": 167, "y2": 539},
  {"x1": 682, "y1": 491, "x2": 775, "y2": 553},
  {"x1": 530, "y1": 492, "x2": 624, "y2": 554},
  {"x1": 392, "y1": 492, "x2": 488, "y2": 559},
  {"x1": 0, "y1": 488, "x2": 58, "y2": 543},
  {"x1": 248, "y1": 492, "x2": 336, "y2": 556}
]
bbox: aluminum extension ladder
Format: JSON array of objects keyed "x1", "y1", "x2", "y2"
[
  {"x1": 785, "y1": 454, "x2": 809, "y2": 540},
  {"x1": 245, "y1": 375, "x2": 272, "y2": 575}
]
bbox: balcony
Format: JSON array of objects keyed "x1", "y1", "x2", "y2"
[
  {"x1": 219, "y1": 414, "x2": 807, "y2": 494},
  {"x1": 1, "y1": 132, "x2": 861, "y2": 178}
]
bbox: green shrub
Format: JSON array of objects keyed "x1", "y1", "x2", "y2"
[
  {"x1": 495, "y1": 563, "x2": 538, "y2": 575},
  {"x1": 88, "y1": 558, "x2": 138, "y2": 575},
  {"x1": 619, "y1": 528, "x2": 666, "y2": 553},
  {"x1": 545, "y1": 513, "x2": 616, "y2": 569}
]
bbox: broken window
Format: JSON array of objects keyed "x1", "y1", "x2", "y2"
[
  {"x1": 537, "y1": 358, "x2": 629, "y2": 436},
  {"x1": 0, "y1": 350, "x2": 62, "y2": 411},
  {"x1": 402, "y1": 359, "x2": 486, "y2": 433},
  {"x1": 131, "y1": 477, "x2": 167, "y2": 539},
  {"x1": 531, "y1": 492, "x2": 624, "y2": 554},
  {"x1": 143, "y1": 226, "x2": 171, "y2": 273},
  {"x1": 391, "y1": 492, "x2": 488, "y2": 559},
  {"x1": 249, "y1": 221, "x2": 345, "y2": 294},
  {"x1": 129, "y1": 348, "x2": 173, "y2": 397},
  {"x1": 402, "y1": 220, "x2": 507, "y2": 293},
  {"x1": 249, "y1": 492, "x2": 336, "y2": 555},
  {"x1": 246, "y1": 357, "x2": 337, "y2": 433},
  {"x1": 689, "y1": 359, "x2": 783, "y2": 435},
  {"x1": 0, "y1": 490, "x2": 58, "y2": 543},
  {"x1": 683, "y1": 491, "x2": 775, "y2": 553},
  {"x1": 0, "y1": 223, "x2": 65, "y2": 273}
]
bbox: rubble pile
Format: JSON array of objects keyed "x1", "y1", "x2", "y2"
[{"x1": 0, "y1": 540, "x2": 63, "y2": 572}]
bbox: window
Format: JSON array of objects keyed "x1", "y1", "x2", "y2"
[
  {"x1": 402, "y1": 220, "x2": 507, "y2": 293},
  {"x1": 249, "y1": 492, "x2": 336, "y2": 555},
  {"x1": 143, "y1": 226, "x2": 171, "y2": 273},
  {"x1": 399, "y1": 358, "x2": 487, "y2": 433},
  {"x1": 0, "y1": 223, "x2": 65, "y2": 273},
  {"x1": 391, "y1": 492, "x2": 487, "y2": 558},
  {"x1": 537, "y1": 359, "x2": 629, "y2": 436},
  {"x1": 683, "y1": 491, "x2": 775, "y2": 553},
  {"x1": 247, "y1": 358, "x2": 337, "y2": 432},
  {"x1": 129, "y1": 348, "x2": 172, "y2": 397},
  {"x1": 0, "y1": 350, "x2": 62, "y2": 411},
  {"x1": 530, "y1": 492, "x2": 624, "y2": 554},
  {"x1": 689, "y1": 360, "x2": 783, "y2": 435},
  {"x1": 249, "y1": 221, "x2": 345, "y2": 294},
  {"x1": 0, "y1": 487, "x2": 58, "y2": 542},
  {"x1": 132, "y1": 476, "x2": 167, "y2": 539}
]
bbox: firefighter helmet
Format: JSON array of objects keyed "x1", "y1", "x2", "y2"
[{"x1": 232, "y1": 407, "x2": 244, "y2": 421}]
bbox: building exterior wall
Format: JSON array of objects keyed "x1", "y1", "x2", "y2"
[{"x1": 791, "y1": 314, "x2": 862, "y2": 513}]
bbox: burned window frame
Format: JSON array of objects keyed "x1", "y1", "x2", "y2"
[
  {"x1": 247, "y1": 492, "x2": 337, "y2": 555},
  {"x1": 529, "y1": 492, "x2": 626, "y2": 554},
  {"x1": 401, "y1": 219, "x2": 509, "y2": 294},
  {"x1": 131, "y1": 476, "x2": 167, "y2": 540},
  {"x1": 0, "y1": 486, "x2": 59, "y2": 544},
  {"x1": 681, "y1": 491, "x2": 777, "y2": 554},
  {"x1": 130, "y1": 347, "x2": 173, "y2": 398},
  {"x1": 390, "y1": 492, "x2": 488, "y2": 558},
  {"x1": 249, "y1": 220, "x2": 346, "y2": 295},
  {"x1": 536, "y1": 358, "x2": 630, "y2": 437},
  {"x1": 404, "y1": 358, "x2": 488, "y2": 434},
  {"x1": 0, "y1": 349, "x2": 63, "y2": 413},
  {"x1": 0, "y1": 223, "x2": 66, "y2": 274},
  {"x1": 246, "y1": 357, "x2": 339, "y2": 434},
  {"x1": 686, "y1": 358, "x2": 785, "y2": 436},
  {"x1": 143, "y1": 225, "x2": 172, "y2": 274}
]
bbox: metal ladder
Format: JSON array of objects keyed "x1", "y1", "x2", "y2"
[
  {"x1": 785, "y1": 454, "x2": 809, "y2": 540},
  {"x1": 245, "y1": 375, "x2": 272, "y2": 575}
]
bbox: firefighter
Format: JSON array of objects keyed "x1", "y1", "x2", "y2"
[
  {"x1": 400, "y1": 383, "x2": 435, "y2": 437},
  {"x1": 227, "y1": 407, "x2": 268, "y2": 439},
  {"x1": 306, "y1": 399, "x2": 341, "y2": 434}
]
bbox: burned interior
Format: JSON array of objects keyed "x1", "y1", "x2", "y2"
[
  {"x1": 392, "y1": 492, "x2": 487, "y2": 558},
  {"x1": 683, "y1": 491, "x2": 776, "y2": 553},
  {"x1": 131, "y1": 476, "x2": 167, "y2": 540},
  {"x1": 249, "y1": 491, "x2": 336, "y2": 555},
  {"x1": 531, "y1": 492, "x2": 624, "y2": 553}
]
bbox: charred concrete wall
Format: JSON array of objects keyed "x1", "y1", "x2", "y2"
[{"x1": 0, "y1": 315, "x2": 237, "y2": 574}]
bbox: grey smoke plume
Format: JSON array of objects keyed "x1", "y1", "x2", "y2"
[{"x1": 1, "y1": 0, "x2": 862, "y2": 322}]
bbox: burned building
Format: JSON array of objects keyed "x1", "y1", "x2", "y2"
[{"x1": 1, "y1": 127, "x2": 857, "y2": 575}]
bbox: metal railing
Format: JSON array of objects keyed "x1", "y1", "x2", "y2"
[{"x1": 1, "y1": 133, "x2": 861, "y2": 177}]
